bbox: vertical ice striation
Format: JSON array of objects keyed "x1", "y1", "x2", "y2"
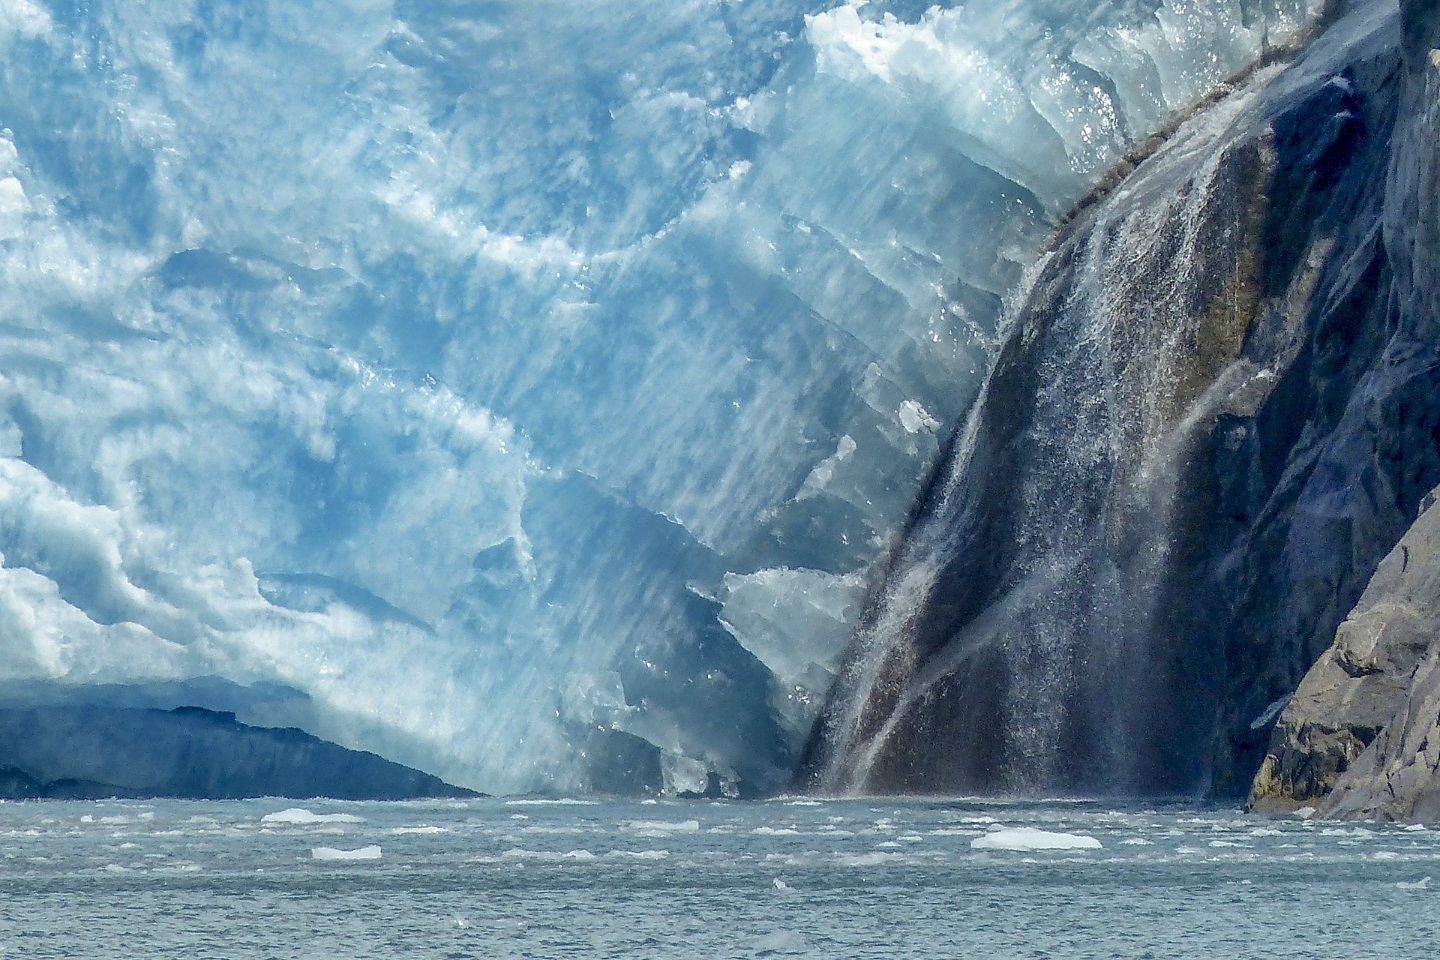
[{"x1": 0, "y1": 0, "x2": 1322, "y2": 793}]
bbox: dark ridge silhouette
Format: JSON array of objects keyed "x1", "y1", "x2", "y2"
[{"x1": 0, "y1": 705, "x2": 479, "y2": 800}]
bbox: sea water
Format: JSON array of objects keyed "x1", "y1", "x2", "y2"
[{"x1": 0, "y1": 797, "x2": 1431, "y2": 958}]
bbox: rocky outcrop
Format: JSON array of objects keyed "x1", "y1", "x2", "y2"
[
  {"x1": 1250, "y1": 487, "x2": 1440, "y2": 816},
  {"x1": 801, "y1": 0, "x2": 1440, "y2": 799}
]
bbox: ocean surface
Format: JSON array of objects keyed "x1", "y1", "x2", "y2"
[{"x1": 0, "y1": 797, "x2": 1432, "y2": 958}]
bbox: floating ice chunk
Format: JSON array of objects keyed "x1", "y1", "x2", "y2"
[
  {"x1": 263, "y1": 808, "x2": 365, "y2": 825},
  {"x1": 391, "y1": 826, "x2": 448, "y2": 835},
  {"x1": 772, "y1": 877, "x2": 790, "y2": 891},
  {"x1": 1293, "y1": 807, "x2": 1318, "y2": 819},
  {"x1": 500, "y1": 848, "x2": 596, "y2": 861},
  {"x1": 626, "y1": 819, "x2": 700, "y2": 833},
  {"x1": 311, "y1": 845, "x2": 382, "y2": 861},
  {"x1": 971, "y1": 827, "x2": 1102, "y2": 852},
  {"x1": 1397, "y1": 877, "x2": 1431, "y2": 889}
]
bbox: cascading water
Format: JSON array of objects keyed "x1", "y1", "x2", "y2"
[
  {"x1": 807, "y1": 82, "x2": 1285, "y2": 794},
  {"x1": 802, "y1": 0, "x2": 1432, "y2": 798}
]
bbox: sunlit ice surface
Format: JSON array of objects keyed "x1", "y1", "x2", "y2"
[{"x1": 0, "y1": 0, "x2": 1322, "y2": 793}]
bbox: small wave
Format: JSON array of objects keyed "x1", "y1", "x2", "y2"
[
  {"x1": 836, "y1": 852, "x2": 902, "y2": 867},
  {"x1": 749, "y1": 930, "x2": 808, "y2": 955}
]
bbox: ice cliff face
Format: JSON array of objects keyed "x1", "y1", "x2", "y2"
[
  {"x1": 0, "y1": 0, "x2": 1322, "y2": 793},
  {"x1": 802, "y1": 0, "x2": 1440, "y2": 799}
]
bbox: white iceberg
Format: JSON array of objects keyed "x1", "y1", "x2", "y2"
[
  {"x1": 971, "y1": 827, "x2": 1102, "y2": 852},
  {"x1": 263, "y1": 808, "x2": 365, "y2": 825},
  {"x1": 311, "y1": 845, "x2": 382, "y2": 861}
]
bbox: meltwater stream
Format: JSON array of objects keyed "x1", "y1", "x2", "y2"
[{"x1": 1, "y1": 798, "x2": 1435, "y2": 958}]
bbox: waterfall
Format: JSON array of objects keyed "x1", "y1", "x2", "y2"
[{"x1": 802, "y1": 0, "x2": 1416, "y2": 797}]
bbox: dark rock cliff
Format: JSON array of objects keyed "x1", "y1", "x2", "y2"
[
  {"x1": 1251, "y1": 0, "x2": 1440, "y2": 818},
  {"x1": 800, "y1": 0, "x2": 1440, "y2": 800},
  {"x1": 1250, "y1": 484, "x2": 1440, "y2": 819}
]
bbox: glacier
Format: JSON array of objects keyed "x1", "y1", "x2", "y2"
[{"x1": 0, "y1": 0, "x2": 1323, "y2": 794}]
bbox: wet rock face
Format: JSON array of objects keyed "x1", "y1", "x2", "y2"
[
  {"x1": 1389, "y1": 0, "x2": 1440, "y2": 345},
  {"x1": 1250, "y1": 18, "x2": 1440, "y2": 821},
  {"x1": 802, "y1": 0, "x2": 1440, "y2": 798}
]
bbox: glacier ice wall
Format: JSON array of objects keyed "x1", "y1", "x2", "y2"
[{"x1": 0, "y1": 0, "x2": 1322, "y2": 793}]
